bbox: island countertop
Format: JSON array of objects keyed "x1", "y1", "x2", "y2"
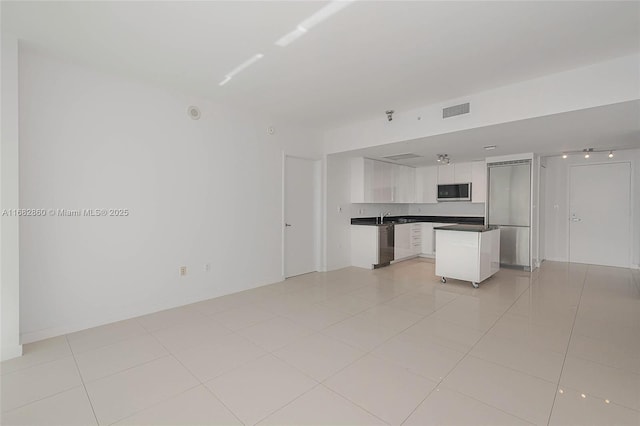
[{"x1": 434, "y1": 224, "x2": 499, "y2": 232}]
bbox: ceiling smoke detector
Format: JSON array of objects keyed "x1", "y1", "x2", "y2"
[{"x1": 187, "y1": 106, "x2": 201, "y2": 120}]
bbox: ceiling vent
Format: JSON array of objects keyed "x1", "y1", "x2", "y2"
[
  {"x1": 383, "y1": 153, "x2": 422, "y2": 161},
  {"x1": 443, "y1": 102, "x2": 470, "y2": 118}
]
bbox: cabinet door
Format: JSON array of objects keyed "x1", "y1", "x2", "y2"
[
  {"x1": 395, "y1": 165, "x2": 415, "y2": 203},
  {"x1": 438, "y1": 165, "x2": 455, "y2": 184},
  {"x1": 415, "y1": 166, "x2": 437, "y2": 203},
  {"x1": 394, "y1": 224, "x2": 411, "y2": 260},
  {"x1": 421, "y1": 223, "x2": 434, "y2": 255},
  {"x1": 350, "y1": 157, "x2": 375, "y2": 203},
  {"x1": 454, "y1": 162, "x2": 473, "y2": 183},
  {"x1": 373, "y1": 160, "x2": 394, "y2": 203},
  {"x1": 471, "y1": 161, "x2": 486, "y2": 203}
]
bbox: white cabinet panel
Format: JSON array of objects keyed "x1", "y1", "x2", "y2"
[
  {"x1": 421, "y1": 223, "x2": 434, "y2": 255},
  {"x1": 437, "y1": 165, "x2": 455, "y2": 184},
  {"x1": 454, "y1": 162, "x2": 472, "y2": 183},
  {"x1": 471, "y1": 161, "x2": 487, "y2": 203},
  {"x1": 438, "y1": 163, "x2": 473, "y2": 185},
  {"x1": 351, "y1": 226, "x2": 378, "y2": 269},
  {"x1": 351, "y1": 157, "x2": 418, "y2": 204},
  {"x1": 394, "y1": 165, "x2": 415, "y2": 203},
  {"x1": 394, "y1": 223, "x2": 412, "y2": 260},
  {"x1": 350, "y1": 157, "x2": 375, "y2": 203},
  {"x1": 415, "y1": 166, "x2": 438, "y2": 203},
  {"x1": 373, "y1": 160, "x2": 394, "y2": 203}
]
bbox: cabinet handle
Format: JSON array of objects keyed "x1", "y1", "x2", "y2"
[{"x1": 285, "y1": 223, "x2": 292, "y2": 227}]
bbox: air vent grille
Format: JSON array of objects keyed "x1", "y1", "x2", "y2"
[
  {"x1": 383, "y1": 153, "x2": 422, "y2": 161},
  {"x1": 443, "y1": 102, "x2": 470, "y2": 118}
]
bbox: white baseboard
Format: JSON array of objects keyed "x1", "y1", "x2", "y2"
[{"x1": 1, "y1": 344, "x2": 23, "y2": 361}]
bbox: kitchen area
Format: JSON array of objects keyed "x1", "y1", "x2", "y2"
[{"x1": 345, "y1": 153, "x2": 537, "y2": 288}]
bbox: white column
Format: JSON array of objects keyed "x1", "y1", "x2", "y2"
[{"x1": 1, "y1": 33, "x2": 23, "y2": 360}]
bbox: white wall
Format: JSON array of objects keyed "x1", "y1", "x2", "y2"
[
  {"x1": 543, "y1": 149, "x2": 640, "y2": 267},
  {"x1": 324, "y1": 155, "x2": 351, "y2": 271},
  {"x1": 1, "y1": 34, "x2": 23, "y2": 360},
  {"x1": 324, "y1": 54, "x2": 639, "y2": 155},
  {"x1": 18, "y1": 48, "x2": 322, "y2": 343}
]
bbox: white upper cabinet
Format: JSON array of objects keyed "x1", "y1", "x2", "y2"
[
  {"x1": 415, "y1": 166, "x2": 438, "y2": 203},
  {"x1": 453, "y1": 162, "x2": 473, "y2": 183},
  {"x1": 350, "y1": 157, "x2": 374, "y2": 203},
  {"x1": 437, "y1": 165, "x2": 455, "y2": 184},
  {"x1": 373, "y1": 160, "x2": 394, "y2": 203},
  {"x1": 394, "y1": 165, "x2": 415, "y2": 203},
  {"x1": 471, "y1": 161, "x2": 487, "y2": 203},
  {"x1": 351, "y1": 157, "x2": 415, "y2": 203},
  {"x1": 439, "y1": 163, "x2": 472, "y2": 184},
  {"x1": 352, "y1": 157, "x2": 486, "y2": 204}
]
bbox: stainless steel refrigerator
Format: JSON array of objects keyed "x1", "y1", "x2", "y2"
[{"x1": 487, "y1": 160, "x2": 531, "y2": 270}]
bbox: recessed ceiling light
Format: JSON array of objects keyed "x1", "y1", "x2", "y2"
[
  {"x1": 562, "y1": 154, "x2": 568, "y2": 159},
  {"x1": 483, "y1": 145, "x2": 496, "y2": 150},
  {"x1": 608, "y1": 151, "x2": 614, "y2": 158}
]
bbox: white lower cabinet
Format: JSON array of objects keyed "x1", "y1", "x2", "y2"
[
  {"x1": 393, "y1": 224, "x2": 412, "y2": 261},
  {"x1": 351, "y1": 226, "x2": 378, "y2": 269},
  {"x1": 410, "y1": 224, "x2": 421, "y2": 256},
  {"x1": 420, "y1": 223, "x2": 434, "y2": 256}
]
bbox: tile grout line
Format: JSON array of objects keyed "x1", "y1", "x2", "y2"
[
  {"x1": 545, "y1": 266, "x2": 589, "y2": 426},
  {"x1": 114, "y1": 322, "x2": 246, "y2": 425},
  {"x1": 65, "y1": 335, "x2": 100, "y2": 426},
  {"x1": 399, "y1": 271, "x2": 536, "y2": 425}
]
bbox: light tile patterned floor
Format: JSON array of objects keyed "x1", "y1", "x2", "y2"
[{"x1": 1, "y1": 259, "x2": 639, "y2": 425}]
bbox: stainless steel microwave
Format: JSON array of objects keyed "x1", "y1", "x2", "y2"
[{"x1": 437, "y1": 183, "x2": 472, "y2": 201}]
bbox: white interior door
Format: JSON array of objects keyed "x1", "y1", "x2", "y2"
[
  {"x1": 569, "y1": 162, "x2": 631, "y2": 267},
  {"x1": 284, "y1": 156, "x2": 319, "y2": 278}
]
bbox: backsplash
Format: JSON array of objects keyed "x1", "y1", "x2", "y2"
[
  {"x1": 350, "y1": 204, "x2": 410, "y2": 218},
  {"x1": 408, "y1": 202, "x2": 485, "y2": 217},
  {"x1": 350, "y1": 202, "x2": 485, "y2": 218}
]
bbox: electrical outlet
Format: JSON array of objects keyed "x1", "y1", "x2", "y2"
[
  {"x1": 204, "y1": 263, "x2": 211, "y2": 272},
  {"x1": 179, "y1": 266, "x2": 187, "y2": 276}
]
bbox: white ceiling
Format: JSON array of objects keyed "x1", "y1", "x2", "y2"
[
  {"x1": 340, "y1": 101, "x2": 640, "y2": 166},
  {"x1": 3, "y1": 1, "x2": 639, "y2": 127}
]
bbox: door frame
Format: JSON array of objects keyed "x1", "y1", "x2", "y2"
[
  {"x1": 282, "y1": 153, "x2": 322, "y2": 278},
  {"x1": 567, "y1": 160, "x2": 632, "y2": 267}
]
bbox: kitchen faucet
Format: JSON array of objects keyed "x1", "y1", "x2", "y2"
[{"x1": 380, "y1": 212, "x2": 390, "y2": 224}]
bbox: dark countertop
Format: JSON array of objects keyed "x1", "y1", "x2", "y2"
[
  {"x1": 351, "y1": 215, "x2": 484, "y2": 226},
  {"x1": 434, "y1": 224, "x2": 499, "y2": 232}
]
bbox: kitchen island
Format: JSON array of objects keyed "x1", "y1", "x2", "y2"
[{"x1": 434, "y1": 224, "x2": 500, "y2": 288}]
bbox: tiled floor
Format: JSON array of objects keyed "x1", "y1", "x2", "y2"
[{"x1": 2, "y1": 259, "x2": 639, "y2": 425}]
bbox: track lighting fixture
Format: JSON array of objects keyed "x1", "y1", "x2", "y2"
[
  {"x1": 436, "y1": 154, "x2": 450, "y2": 165},
  {"x1": 560, "y1": 148, "x2": 615, "y2": 160}
]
